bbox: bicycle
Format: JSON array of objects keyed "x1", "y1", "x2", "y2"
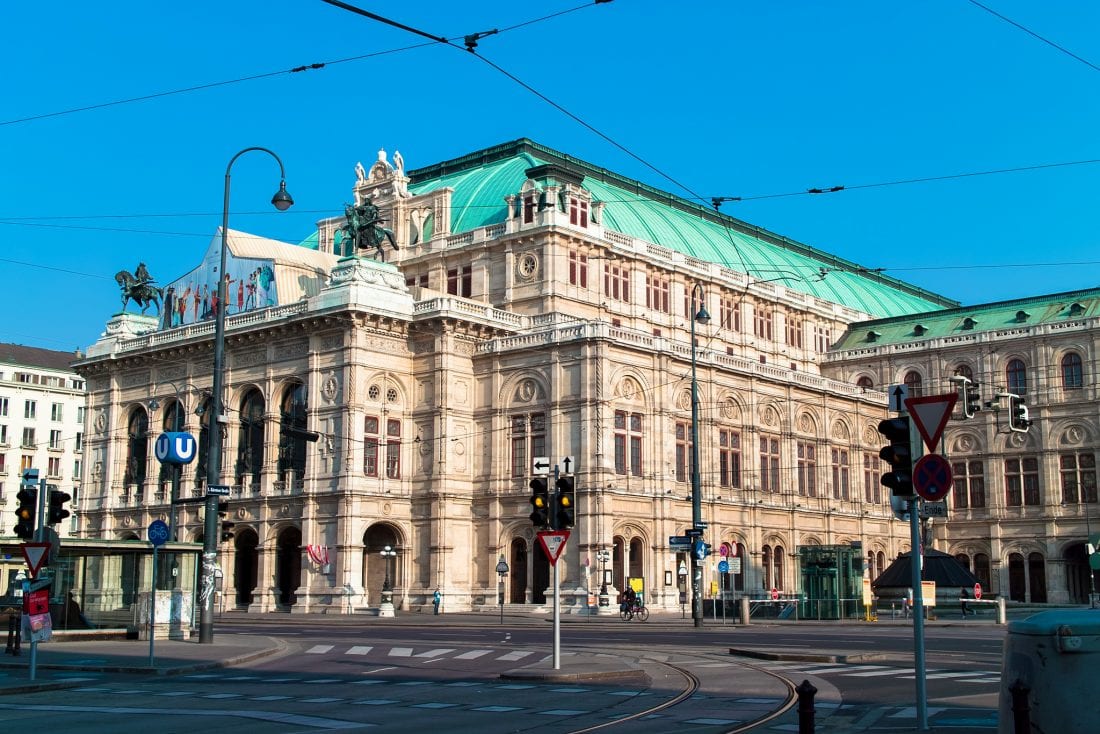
[{"x1": 618, "y1": 601, "x2": 649, "y2": 622}]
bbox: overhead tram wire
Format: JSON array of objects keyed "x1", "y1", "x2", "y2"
[
  {"x1": 965, "y1": 0, "x2": 1100, "y2": 75},
  {"x1": 320, "y1": 0, "x2": 707, "y2": 204},
  {"x1": 1, "y1": 3, "x2": 600, "y2": 128}
]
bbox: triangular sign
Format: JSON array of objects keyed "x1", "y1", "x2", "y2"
[
  {"x1": 21, "y1": 542, "x2": 51, "y2": 578},
  {"x1": 537, "y1": 530, "x2": 570, "y2": 566},
  {"x1": 904, "y1": 393, "x2": 958, "y2": 452}
]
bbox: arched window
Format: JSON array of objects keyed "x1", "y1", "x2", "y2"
[
  {"x1": 1062, "y1": 352, "x2": 1083, "y2": 389},
  {"x1": 773, "y1": 545, "x2": 785, "y2": 591},
  {"x1": 903, "y1": 370, "x2": 923, "y2": 398},
  {"x1": 278, "y1": 383, "x2": 309, "y2": 481},
  {"x1": 158, "y1": 400, "x2": 184, "y2": 487},
  {"x1": 236, "y1": 389, "x2": 266, "y2": 487},
  {"x1": 856, "y1": 376, "x2": 874, "y2": 390},
  {"x1": 953, "y1": 364, "x2": 973, "y2": 380},
  {"x1": 1006, "y1": 359, "x2": 1028, "y2": 396},
  {"x1": 761, "y1": 545, "x2": 772, "y2": 590},
  {"x1": 124, "y1": 409, "x2": 150, "y2": 492}
]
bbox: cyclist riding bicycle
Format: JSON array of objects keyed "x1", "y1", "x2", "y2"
[{"x1": 620, "y1": 587, "x2": 637, "y2": 613}]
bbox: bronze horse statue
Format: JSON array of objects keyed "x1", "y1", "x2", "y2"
[
  {"x1": 339, "y1": 200, "x2": 398, "y2": 260},
  {"x1": 115, "y1": 269, "x2": 163, "y2": 315}
]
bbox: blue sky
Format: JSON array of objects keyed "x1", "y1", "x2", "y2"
[{"x1": 3, "y1": 1, "x2": 1098, "y2": 352}]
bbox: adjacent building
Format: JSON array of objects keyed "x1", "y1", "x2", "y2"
[
  {"x1": 825, "y1": 290, "x2": 1100, "y2": 605},
  {"x1": 1, "y1": 343, "x2": 86, "y2": 541},
  {"x1": 78, "y1": 138, "x2": 1075, "y2": 615}
]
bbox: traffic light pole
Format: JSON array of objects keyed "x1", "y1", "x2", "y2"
[
  {"x1": 552, "y1": 464, "x2": 561, "y2": 671},
  {"x1": 908, "y1": 494, "x2": 929, "y2": 732}
]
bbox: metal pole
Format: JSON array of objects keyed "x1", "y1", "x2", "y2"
[
  {"x1": 690, "y1": 283, "x2": 704, "y2": 628},
  {"x1": 29, "y1": 476, "x2": 48, "y2": 680},
  {"x1": 202, "y1": 147, "x2": 289, "y2": 644},
  {"x1": 552, "y1": 464, "x2": 561, "y2": 670},
  {"x1": 499, "y1": 573, "x2": 504, "y2": 625},
  {"x1": 910, "y1": 498, "x2": 929, "y2": 731},
  {"x1": 1085, "y1": 499, "x2": 1097, "y2": 608},
  {"x1": 149, "y1": 546, "x2": 157, "y2": 667}
]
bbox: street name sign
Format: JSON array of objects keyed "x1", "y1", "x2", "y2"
[{"x1": 207, "y1": 485, "x2": 230, "y2": 496}]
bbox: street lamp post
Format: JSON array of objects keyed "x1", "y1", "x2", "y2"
[
  {"x1": 689, "y1": 282, "x2": 711, "y2": 629},
  {"x1": 496, "y1": 554, "x2": 509, "y2": 624},
  {"x1": 379, "y1": 545, "x2": 397, "y2": 617},
  {"x1": 201, "y1": 147, "x2": 293, "y2": 644}
]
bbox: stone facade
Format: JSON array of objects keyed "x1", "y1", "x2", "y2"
[
  {"x1": 824, "y1": 293, "x2": 1100, "y2": 605},
  {"x1": 73, "y1": 140, "x2": 976, "y2": 614}
]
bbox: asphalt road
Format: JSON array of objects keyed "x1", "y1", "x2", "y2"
[{"x1": 0, "y1": 617, "x2": 1004, "y2": 733}]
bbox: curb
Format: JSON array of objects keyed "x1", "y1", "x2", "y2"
[{"x1": 729, "y1": 647, "x2": 889, "y2": 664}]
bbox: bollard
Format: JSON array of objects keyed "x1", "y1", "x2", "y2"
[
  {"x1": 796, "y1": 679, "x2": 817, "y2": 734},
  {"x1": 1009, "y1": 679, "x2": 1031, "y2": 734},
  {"x1": 997, "y1": 597, "x2": 1007, "y2": 625},
  {"x1": 740, "y1": 596, "x2": 751, "y2": 626}
]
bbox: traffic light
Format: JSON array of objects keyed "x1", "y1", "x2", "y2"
[
  {"x1": 878, "y1": 417, "x2": 914, "y2": 497},
  {"x1": 952, "y1": 376, "x2": 982, "y2": 419},
  {"x1": 15, "y1": 470, "x2": 38, "y2": 540},
  {"x1": 555, "y1": 476, "x2": 576, "y2": 529},
  {"x1": 47, "y1": 488, "x2": 72, "y2": 525},
  {"x1": 529, "y1": 478, "x2": 550, "y2": 528},
  {"x1": 1008, "y1": 394, "x2": 1031, "y2": 433}
]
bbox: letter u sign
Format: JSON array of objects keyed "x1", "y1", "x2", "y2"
[{"x1": 155, "y1": 432, "x2": 197, "y2": 464}]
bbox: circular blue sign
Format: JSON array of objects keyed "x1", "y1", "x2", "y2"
[
  {"x1": 913, "y1": 454, "x2": 953, "y2": 502},
  {"x1": 148, "y1": 519, "x2": 170, "y2": 547},
  {"x1": 718, "y1": 560, "x2": 730, "y2": 573}
]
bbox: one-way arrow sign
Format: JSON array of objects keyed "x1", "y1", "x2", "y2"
[{"x1": 532, "y1": 456, "x2": 550, "y2": 476}]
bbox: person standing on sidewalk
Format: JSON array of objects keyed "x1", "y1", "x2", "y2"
[{"x1": 959, "y1": 587, "x2": 970, "y2": 617}]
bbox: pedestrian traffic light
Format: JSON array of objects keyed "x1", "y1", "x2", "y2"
[
  {"x1": 529, "y1": 478, "x2": 550, "y2": 528},
  {"x1": 555, "y1": 476, "x2": 576, "y2": 529},
  {"x1": 1008, "y1": 394, "x2": 1031, "y2": 432},
  {"x1": 15, "y1": 470, "x2": 38, "y2": 540},
  {"x1": 47, "y1": 488, "x2": 72, "y2": 525},
  {"x1": 878, "y1": 417, "x2": 914, "y2": 497}
]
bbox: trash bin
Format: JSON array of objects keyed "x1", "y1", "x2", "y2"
[{"x1": 998, "y1": 610, "x2": 1100, "y2": 734}]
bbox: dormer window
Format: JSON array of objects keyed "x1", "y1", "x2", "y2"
[
  {"x1": 523, "y1": 194, "x2": 536, "y2": 223},
  {"x1": 569, "y1": 198, "x2": 589, "y2": 227},
  {"x1": 1069, "y1": 302, "x2": 1085, "y2": 317},
  {"x1": 962, "y1": 317, "x2": 977, "y2": 330},
  {"x1": 1015, "y1": 310, "x2": 1030, "y2": 323},
  {"x1": 867, "y1": 330, "x2": 881, "y2": 343},
  {"x1": 913, "y1": 324, "x2": 927, "y2": 336}
]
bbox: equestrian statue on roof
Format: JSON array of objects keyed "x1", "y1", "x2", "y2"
[
  {"x1": 115, "y1": 262, "x2": 163, "y2": 315},
  {"x1": 339, "y1": 198, "x2": 398, "y2": 261}
]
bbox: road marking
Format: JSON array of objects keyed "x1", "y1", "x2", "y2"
[
  {"x1": 302, "y1": 698, "x2": 345, "y2": 703},
  {"x1": 924, "y1": 671, "x2": 988, "y2": 679},
  {"x1": 539, "y1": 709, "x2": 589, "y2": 716},
  {"x1": 304, "y1": 679, "x2": 343, "y2": 684},
  {"x1": 454, "y1": 649, "x2": 493, "y2": 660},
  {"x1": 415, "y1": 648, "x2": 456, "y2": 658},
  {"x1": 846, "y1": 668, "x2": 914, "y2": 677},
  {"x1": 360, "y1": 668, "x2": 396, "y2": 675},
  {"x1": 497, "y1": 650, "x2": 535, "y2": 661},
  {"x1": 685, "y1": 719, "x2": 741, "y2": 726},
  {"x1": 472, "y1": 706, "x2": 524, "y2": 712},
  {"x1": 389, "y1": 647, "x2": 413, "y2": 657},
  {"x1": 413, "y1": 702, "x2": 460, "y2": 709},
  {"x1": 352, "y1": 699, "x2": 399, "y2": 706},
  {"x1": 251, "y1": 695, "x2": 292, "y2": 701},
  {"x1": 347, "y1": 646, "x2": 373, "y2": 655},
  {"x1": 306, "y1": 645, "x2": 334, "y2": 654},
  {"x1": 0, "y1": 704, "x2": 366, "y2": 729}
]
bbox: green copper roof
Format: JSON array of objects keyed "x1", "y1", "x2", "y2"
[
  {"x1": 407, "y1": 139, "x2": 957, "y2": 318},
  {"x1": 832, "y1": 286, "x2": 1100, "y2": 350}
]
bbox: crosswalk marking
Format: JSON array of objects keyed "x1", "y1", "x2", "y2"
[
  {"x1": 389, "y1": 647, "x2": 414, "y2": 657},
  {"x1": 497, "y1": 650, "x2": 535, "y2": 661},
  {"x1": 924, "y1": 671, "x2": 988, "y2": 680},
  {"x1": 305, "y1": 644, "x2": 334, "y2": 654},
  {"x1": 416, "y1": 648, "x2": 456, "y2": 658},
  {"x1": 846, "y1": 668, "x2": 914, "y2": 677},
  {"x1": 454, "y1": 649, "x2": 493, "y2": 660},
  {"x1": 347, "y1": 646, "x2": 373, "y2": 655}
]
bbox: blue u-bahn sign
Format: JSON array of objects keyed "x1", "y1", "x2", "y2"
[{"x1": 155, "y1": 432, "x2": 197, "y2": 464}]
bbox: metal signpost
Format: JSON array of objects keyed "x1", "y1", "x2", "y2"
[{"x1": 147, "y1": 520, "x2": 170, "y2": 666}]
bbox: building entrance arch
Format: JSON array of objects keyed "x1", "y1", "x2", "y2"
[
  {"x1": 234, "y1": 528, "x2": 259, "y2": 606},
  {"x1": 275, "y1": 527, "x2": 302, "y2": 607}
]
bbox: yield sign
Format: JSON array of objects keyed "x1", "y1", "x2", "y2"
[
  {"x1": 21, "y1": 542, "x2": 51, "y2": 578},
  {"x1": 537, "y1": 530, "x2": 570, "y2": 566},
  {"x1": 904, "y1": 393, "x2": 958, "y2": 452}
]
